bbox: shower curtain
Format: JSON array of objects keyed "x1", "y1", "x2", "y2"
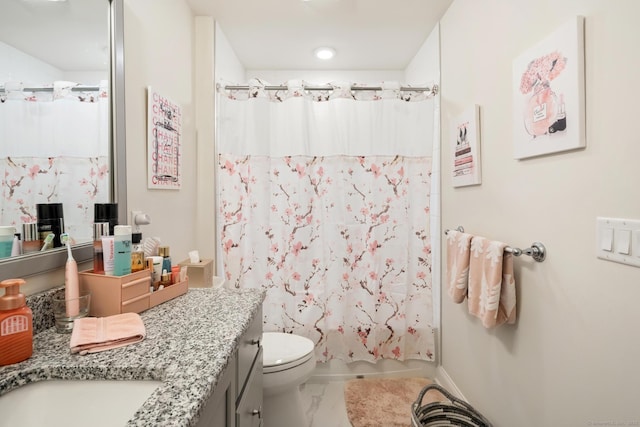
[
  {"x1": 0, "y1": 81, "x2": 110, "y2": 241},
  {"x1": 217, "y1": 79, "x2": 435, "y2": 363}
]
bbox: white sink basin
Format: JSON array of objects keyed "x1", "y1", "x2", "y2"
[{"x1": 0, "y1": 379, "x2": 163, "y2": 427}]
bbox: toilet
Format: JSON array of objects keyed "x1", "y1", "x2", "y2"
[{"x1": 262, "y1": 332, "x2": 316, "y2": 427}]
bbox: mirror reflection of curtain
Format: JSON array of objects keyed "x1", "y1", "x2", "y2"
[
  {"x1": 0, "y1": 81, "x2": 110, "y2": 242},
  {"x1": 217, "y1": 80, "x2": 435, "y2": 363}
]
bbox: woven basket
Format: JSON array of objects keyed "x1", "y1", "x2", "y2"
[{"x1": 411, "y1": 383, "x2": 493, "y2": 427}]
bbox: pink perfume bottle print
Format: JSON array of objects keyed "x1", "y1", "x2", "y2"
[
  {"x1": 524, "y1": 81, "x2": 558, "y2": 137},
  {"x1": 519, "y1": 51, "x2": 567, "y2": 138}
]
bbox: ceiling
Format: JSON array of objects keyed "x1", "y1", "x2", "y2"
[
  {"x1": 186, "y1": 0, "x2": 453, "y2": 70},
  {"x1": 0, "y1": 0, "x2": 453, "y2": 76},
  {"x1": 1, "y1": 0, "x2": 108, "y2": 73}
]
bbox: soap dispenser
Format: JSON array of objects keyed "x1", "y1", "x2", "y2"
[{"x1": 0, "y1": 278, "x2": 33, "y2": 366}]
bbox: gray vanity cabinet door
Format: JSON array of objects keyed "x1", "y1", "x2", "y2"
[
  {"x1": 236, "y1": 308, "x2": 262, "y2": 399},
  {"x1": 235, "y1": 307, "x2": 263, "y2": 427},
  {"x1": 236, "y1": 346, "x2": 263, "y2": 427},
  {"x1": 195, "y1": 355, "x2": 236, "y2": 427},
  {"x1": 195, "y1": 308, "x2": 263, "y2": 427}
]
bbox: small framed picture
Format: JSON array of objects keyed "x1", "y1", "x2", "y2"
[{"x1": 452, "y1": 105, "x2": 481, "y2": 187}]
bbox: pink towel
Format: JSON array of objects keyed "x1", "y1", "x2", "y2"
[
  {"x1": 467, "y1": 236, "x2": 517, "y2": 328},
  {"x1": 446, "y1": 230, "x2": 473, "y2": 303},
  {"x1": 70, "y1": 312, "x2": 146, "y2": 355}
]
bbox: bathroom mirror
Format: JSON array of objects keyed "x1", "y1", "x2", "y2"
[{"x1": 0, "y1": 0, "x2": 127, "y2": 277}]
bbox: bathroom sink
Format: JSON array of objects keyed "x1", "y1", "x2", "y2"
[{"x1": 0, "y1": 379, "x2": 163, "y2": 427}]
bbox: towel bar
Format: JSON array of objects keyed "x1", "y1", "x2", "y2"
[{"x1": 444, "y1": 227, "x2": 546, "y2": 262}]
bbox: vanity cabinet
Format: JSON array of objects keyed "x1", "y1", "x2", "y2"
[
  {"x1": 236, "y1": 307, "x2": 263, "y2": 427},
  {"x1": 196, "y1": 308, "x2": 263, "y2": 427},
  {"x1": 196, "y1": 359, "x2": 236, "y2": 427}
]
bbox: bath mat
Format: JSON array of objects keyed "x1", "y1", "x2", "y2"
[{"x1": 344, "y1": 377, "x2": 446, "y2": 427}]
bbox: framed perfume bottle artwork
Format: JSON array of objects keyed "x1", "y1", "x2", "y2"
[
  {"x1": 452, "y1": 105, "x2": 481, "y2": 188},
  {"x1": 512, "y1": 16, "x2": 585, "y2": 160}
]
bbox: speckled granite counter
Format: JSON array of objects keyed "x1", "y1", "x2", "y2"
[{"x1": 0, "y1": 287, "x2": 265, "y2": 426}]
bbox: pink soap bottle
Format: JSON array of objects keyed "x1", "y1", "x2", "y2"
[{"x1": 0, "y1": 278, "x2": 33, "y2": 366}]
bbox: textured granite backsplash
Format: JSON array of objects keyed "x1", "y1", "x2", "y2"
[{"x1": 26, "y1": 287, "x2": 65, "y2": 335}]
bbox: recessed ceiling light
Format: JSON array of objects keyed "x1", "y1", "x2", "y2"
[{"x1": 314, "y1": 47, "x2": 336, "y2": 60}]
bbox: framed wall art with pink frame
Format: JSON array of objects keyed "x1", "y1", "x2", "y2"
[{"x1": 512, "y1": 16, "x2": 585, "y2": 160}]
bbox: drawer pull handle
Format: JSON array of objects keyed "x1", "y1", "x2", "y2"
[
  {"x1": 250, "y1": 338, "x2": 261, "y2": 346},
  {"x1": 251, "y1": 407, "x2": 262, "y2": 418}
]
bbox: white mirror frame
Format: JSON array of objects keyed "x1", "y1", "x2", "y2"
[{"x1": 0, "y1": 0, "x2": 127, "y2": 279}]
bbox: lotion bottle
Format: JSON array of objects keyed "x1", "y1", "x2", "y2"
[
  {"x1": 131, "y1": 232, "x2": 145, "y2": 273},
  {"x1": 158, "y1": 246, "x2": 172, "y2": 276},
  {"x1": 113, "y1": 225, "x2": 132, "y2": 276},
  {"x1": 0, "y1": 278, "x2": 33, "y2": 366}
]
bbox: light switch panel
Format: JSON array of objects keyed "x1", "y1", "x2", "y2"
[{"x1": 596, "y1": 217, "x2": 640, "y2": 267}]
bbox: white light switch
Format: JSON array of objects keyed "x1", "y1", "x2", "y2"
[
  {"x1": 600, "y1": 227, "x2": 613, "y2": 251},
  {"x1": 615, "y1": 229, "x2": 631, "y2": 254},
  {"x1": 596, "y1": 217, "x2": 640, "y2": 268}
]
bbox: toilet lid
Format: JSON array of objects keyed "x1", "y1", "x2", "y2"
[{"x1": 262, "y1": 332, "x2": 315, "y2": 367}]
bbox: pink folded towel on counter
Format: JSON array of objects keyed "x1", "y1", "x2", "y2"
[
  {"x1": 70, "y1": 312, "x2": 146, "y2": 355},
  {"x1": 467, "y1": 236, "x2": 517, "y2": 328},
  {"x1": 446, "y1": 230, "x2": 473, "y2": 303}
]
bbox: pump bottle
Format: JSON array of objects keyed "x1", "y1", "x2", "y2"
[{"x1": 0, "y1": 278, "x2": 33, "y2": 366}]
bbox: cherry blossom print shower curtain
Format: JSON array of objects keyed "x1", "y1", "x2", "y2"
[
  {"x1": 0, "y1": 81, "x2": 110, "y2": 240},
  {"x1": 217, "y1": 79, "x2": 435, "y2": 362}
]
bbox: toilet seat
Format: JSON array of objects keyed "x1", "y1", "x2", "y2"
[{"x1": 262, "y1": 332, "x2": 315, "y2": 374}]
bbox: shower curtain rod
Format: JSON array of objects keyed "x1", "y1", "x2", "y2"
[
  {"x1": 0, "y1": 86, "x2": 101, "y2": 94},
  {"x1": 224, "y1": 84, "x2": 438, "y2": 94}
]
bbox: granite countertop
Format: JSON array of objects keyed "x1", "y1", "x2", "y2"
[{"x1": 0, "y1": 287, "x2": 265, "y2": 426}]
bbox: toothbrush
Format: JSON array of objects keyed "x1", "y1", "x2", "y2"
[
  {"x1": 40, "y1": 233, "x2": 55, "y2": 251},
  {"x1": 61, "y1": 233, "x2": 80, "y2": 317}
]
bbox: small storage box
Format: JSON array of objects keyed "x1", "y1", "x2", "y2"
[
  {"x1": 79, "y1": 269, "x2": 188, "y2": 317},
  {"x1": 178, "y1": 258, "x2": 213, "y2": 288}
]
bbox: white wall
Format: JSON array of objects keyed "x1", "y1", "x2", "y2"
[
  {"x1": 62, "y1": 71, "x2": 108, "y2": 85},
  {"x1": 1, "y1": 42, "x2": 106, "y2": 86},
  {"x1": 193, "y1": 17, "x2": 216, "y2": 264},
  {"x1": 123, "y1": 0, "x2": 197, "y2": 264},
  {"x1": 245, "y1": 69, "x2": 403, "y2": 85},
  {"x1": 405, "y1": 25, "x2": 440, "y2": 86},
  {"x1": 214, "y1": 24, "x2": 245, "y2": 84},
  {"x1": 0, "y1": 41, "x2": 63, "y2": 85},
  {"x1": 440, "y1": 1, "x2": 640, "y2": 426}
]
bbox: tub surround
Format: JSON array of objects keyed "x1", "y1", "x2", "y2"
[{"x1": 0, "y1": 286, "x2": 265, "y2": 426}]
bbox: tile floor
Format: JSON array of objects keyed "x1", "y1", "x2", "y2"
[{"x1": 300, "y1": 381, "x2": 352, "y2": 427}]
